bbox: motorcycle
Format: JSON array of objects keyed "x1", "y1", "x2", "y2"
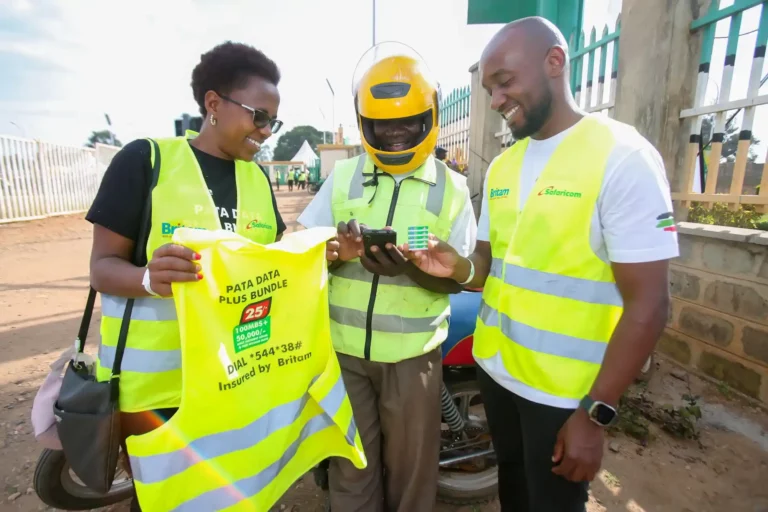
[
  {"x1": 33, "y1": 291, "x2": 496, "y2": 509},
  {"x1": 435, "y1": 290, "x2": 497, "y2": 504},
  {"x1": 312, "y1": 290, "x2": 498, "y2": 506}
]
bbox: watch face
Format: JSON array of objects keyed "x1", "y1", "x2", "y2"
[{"x1": 592, "y1": 403, "x2": 617, "y2": 425}]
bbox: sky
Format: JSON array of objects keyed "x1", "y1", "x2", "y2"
[
  {"x1": 0, "y1": 0, "x2": 502, "y2": 148},
  {"x1": 0, "y1": 0, "x2": 764, "y2": 162}
]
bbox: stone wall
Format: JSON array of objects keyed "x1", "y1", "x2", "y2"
[{"x1": 663, "y1": 222, "x2": 768, "y2": 403}]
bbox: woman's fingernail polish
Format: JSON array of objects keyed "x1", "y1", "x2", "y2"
[
  {"x1": 197, "y1": 273, "x2": 204, "y2": 280},
  {"x1": 194, "y1": 253, "x2": 202, "y2": 260}
]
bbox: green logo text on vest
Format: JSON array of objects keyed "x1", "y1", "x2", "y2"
[
  {"x1": 538, "y1": 186, "x2": 582, "y2": 198},
  {"x1": 246, "y1": 219, "x2": 274, "y2": 231},
  {"x1": 161, "y1": 222, "x2": 206, "y2": 237},
  {"x1": 490, "y1": 188, "x2": 510, "y2": 200}
]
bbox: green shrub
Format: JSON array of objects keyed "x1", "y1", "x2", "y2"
[{"x1": 687, "y1": 202, "x2": 768, "y2": 230}]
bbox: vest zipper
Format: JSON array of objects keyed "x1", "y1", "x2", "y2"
[{"x1": 363, "y1": 177, "x2": 404, "y2": 360}]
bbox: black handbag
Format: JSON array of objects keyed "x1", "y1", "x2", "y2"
[{"x1": 54, "y1": 138, "x2": 161, "y2": 493}]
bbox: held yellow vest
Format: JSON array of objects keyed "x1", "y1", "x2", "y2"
[
  {"x1": 329, "y1": 154, "x2": 467, "y2": 362},
  {"x1": 95, "y1": 134, "x2": 278, "y2": 413},
  {"x1": 127, "y1": 227, "x2": 366, "y2": 512},
  {"x1": 473, "y1": 116, "x2": 624, "y2": 401}
]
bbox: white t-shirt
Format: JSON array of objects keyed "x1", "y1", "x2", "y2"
[
  {"x1": 476, "y1": 117, "x2": 680, "y2": 409},
  {"x1": 298, "y1": 164, "x2": 478, "y2": 257}
]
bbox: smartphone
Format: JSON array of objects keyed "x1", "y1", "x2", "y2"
[{"x1": 362, "y1": 228, "x2": 397, "y2": 260}]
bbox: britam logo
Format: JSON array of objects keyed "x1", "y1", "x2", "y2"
[
  {"x1": 538, "y1": 186, "x2": 582, "y2": 198},
  {"x1": 161, "y1": 222, "x2": 206, "y2": 237},
  {"x1": 489, "y1": 188, "x2": 510, "y2": 200}
]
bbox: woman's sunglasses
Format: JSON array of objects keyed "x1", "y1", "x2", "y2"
[{"x1": 217, "y1": 93, "x2": 283, "y2": 134}]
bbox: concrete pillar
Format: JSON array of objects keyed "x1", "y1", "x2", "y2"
[
  {"x1": 612, "y1": 0, "x2": 711, "y2": 220},
  {"x1": 467, "y1": 63, "x2": 502, "y2": 218}
]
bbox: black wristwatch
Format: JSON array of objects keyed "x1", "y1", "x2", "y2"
[{"x1": 579, "y1": 396, "x2": 618, "y2": 427}]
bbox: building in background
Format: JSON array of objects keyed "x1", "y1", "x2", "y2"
[
  {"x1": 174, "y1": 114, "x2": 203, "y2": 136},
  {"x1": 467, "y1": 0, "x2": 583, "y2": 40},
  {"x1": 316, "y1": 125, "x2": 363, "y2": 179}
]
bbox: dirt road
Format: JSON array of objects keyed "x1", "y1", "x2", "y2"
[{"x1": 1, "y1": 189, "x2": 768, "y2": 512}]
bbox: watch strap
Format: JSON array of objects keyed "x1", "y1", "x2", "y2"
[{"x1": 579, "y1": 395, "x2": 595, "y2": 414}]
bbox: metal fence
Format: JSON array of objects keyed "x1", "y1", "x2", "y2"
[
  {"x1": 570, "y1": 17, "x2": 621, "y2": 116},
  {"x1": 0, "y1": 135, "x2": 119, "y2": 223},
  {"x1": 495, "y1": 13, "x2": 621, "y2": 147},
  {"x1": 438, "y1": 86, "x2": 471, "y2": 170},
  {"x1": 673, "y1": 0, "x2": 767, "y2": 210}
]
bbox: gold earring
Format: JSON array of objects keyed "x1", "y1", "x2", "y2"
[{"x1": 210, "y1": 116, "x2": 217, "y2": 126}]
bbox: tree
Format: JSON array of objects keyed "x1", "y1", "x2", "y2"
[
  {"x1": 254, "y1": 143, "x2": 274, "y2": 162},
  {"x1": 701, "y1": 115, "x2": 760, "y2": 162},
  {"x1": 85, "y1": 130, "x2": 122, "y2": 148},
  {"x1": 272, "y1": 125, "x2": 333, "y2": 162}
]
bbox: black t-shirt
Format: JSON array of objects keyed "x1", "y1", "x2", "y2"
[{"x1": 86, "y1": 139, "x2": 286, "y2": 264}]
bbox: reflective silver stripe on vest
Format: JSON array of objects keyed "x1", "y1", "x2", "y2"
[
  {"x1": 98, "y1": 344, "x2": 181, "y2": 373},
  {"x1": 489, "y1": 258, "x2": 503, "y2": 279},
  {"x1": 347, "y1": 156, "x2": 368, "y2": 200},
  {"x1": 101, "y1": 295, "x2": 178, "y2": 322},
  {"x1": 479, "y1": 302, "x2": 607, "y2": 364},
  {"x1": 329, "y1": 304, "x2": 442, "y2": 334},
  {"x1": 346, "y1": 414, "x2": 358, "y2": 446},
  {"x1": 478, "y1": 299, "x2": 499, "y2": 327},
  {"x1": 130, "y1": 373, "x2": 352, "y2": 486},
  {"x1": 426, "y1": 161, "x2": 448, "y2": 216},
  {"x1": 503, "y1": 263, "x2": 623, "y2": 307},
  {"x1": 347, "y1": 156, "x2": 447, "y2": 212},
  {"x1": 331, "y1": 261, "x2": 419, "y2": 287},
  {"x1": 175, "y1": 411, "x2": 350, "y2": 512}
]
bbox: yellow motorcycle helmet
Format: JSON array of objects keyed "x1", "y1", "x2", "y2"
[{"x1": 352, "y1": 42, "x2": 441, "y2": 174}]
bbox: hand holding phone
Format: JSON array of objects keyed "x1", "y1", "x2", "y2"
[
  {"x1": 336, "y1": 220, "x2": 365, "y2": 262},
  {"x1": 360, "y1": 227, "x2": 413, "y2": 277},
  {"x1": 362, "y1": 228, "x2": 397, "y2": 260}
]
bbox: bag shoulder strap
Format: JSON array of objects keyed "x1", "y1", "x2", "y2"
[
  {"x1": 76, "y1": 139, "x2": 162, "y2": 355},
  {"x1": 74, "y1": 288, "x2": 97, "y2": 352},
  {"x1": 110, "y1": 138, "x2": 162, "y2": 384}
]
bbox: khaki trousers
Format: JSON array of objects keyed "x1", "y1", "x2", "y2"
[{"x1": 329, "y1": 349, "x2": 442, "y2": 512}]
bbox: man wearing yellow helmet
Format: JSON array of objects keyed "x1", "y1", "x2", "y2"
[{"x1": 298, "y1": 46, "x2": 477, "y2": 511}]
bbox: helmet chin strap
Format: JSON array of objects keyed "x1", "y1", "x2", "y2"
[{"x1": 363, "y1": 166, "x2": 381, "y2": 205}]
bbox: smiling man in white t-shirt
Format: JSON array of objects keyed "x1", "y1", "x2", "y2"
[{"x1": 401, "y1": 17, "x2": 679, "y2": 512}]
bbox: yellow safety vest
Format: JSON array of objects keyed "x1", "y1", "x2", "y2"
[
  {"x1": 95, "y1": 134, "x2": 278, "y2": 413},
  {"x1": 298, "y1": 172, "x2": 307, "y2": 182},
  {"x1": 474, "y1": 116, "x2": 623, "y2": 401},
  {"x1": 127, "y1": 227, "x2": 366, "y2": 511},
  {"x1": 329, "y1": 154, "x2": 467, "y2": 362}
]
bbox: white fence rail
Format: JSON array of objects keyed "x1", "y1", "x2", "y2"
[{"x1": 0, "y1": 135, "x2": 119, "y2": 223}]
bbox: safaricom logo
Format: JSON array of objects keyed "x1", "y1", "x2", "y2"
[{"x1": 538, "y1": 186, "x2": 582, "y2": 198}]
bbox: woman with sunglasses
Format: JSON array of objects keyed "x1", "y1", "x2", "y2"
[{"x1": 85, "y1": 41, "x2": 285, "y2": 511}]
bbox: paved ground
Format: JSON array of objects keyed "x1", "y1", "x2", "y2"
[{"x1": 1, "y1": 188, "x2": 768, "y2": 511}]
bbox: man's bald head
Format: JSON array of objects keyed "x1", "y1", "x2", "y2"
[
  {"x1": 482, "y1": 17, "x2": 568, "y2": 64},
  {"x1": 479, "y1": 17, "x2": 572, "y2": 139}
]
